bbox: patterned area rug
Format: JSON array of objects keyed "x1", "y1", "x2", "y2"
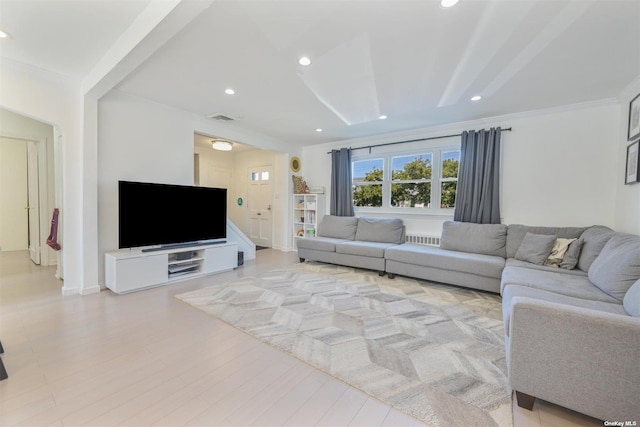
[{"x1": 176, "y1": 262, "x2": 512, "y2": 426}]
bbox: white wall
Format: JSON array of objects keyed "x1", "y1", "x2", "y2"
[
  {"x1": 615, "y1": 78, "x2": 640, "y2": 235},
  {"x1": 0, "y1": 59, "x2": 84, "y2": 294},
  {"x1": 303, "y1": 102, "x2": 621, "y2": 237},
  {"x1": 98, "y1": 90, "x2": 296, "y2": 285}
]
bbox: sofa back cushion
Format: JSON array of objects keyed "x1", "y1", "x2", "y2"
[
  {"x1": 577, "y1": 225, "x2": 616, "y2": 272},
  {"x1": 506, "y1": 224, "x2": 586, "y2": 259},
  {"x1": 623, "y1": 279, "x2": 640, "y2": 317},
  {"x1": 440, "y1": 221, "x2": 507, "y2": 257},
  {"x1": 355, "y1": 217, "x2": 405, "y2": 244},
  {"x1": 318, "y1": 215, "x2": 359, "y2": 240},
  {"x1": 588, "y1": 233, "x2": 640, "y2": 302}
]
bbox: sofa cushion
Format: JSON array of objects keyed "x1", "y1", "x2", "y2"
[
  {"x1": 514, "y1": 233, "x2": 557, "y2": 265},
  {"x1": 355, "y1": 217, "x2": 404, "y2": 244},
  {"x1": 501, "y1": 265, "x2": 619, "y2": 303},
  {"x1": 505, "y1": 258, "x2": 588, "y2": 277},
  {"x1": 623, "y1": 279, "x2": 640, "y2": 317},
  {"x1": 296, "y1": 236, "x2": 348, "y2": 252},
  {"x1": 559, "y1": 238, "x2": 583, "y2": 270},
  {"x1": 502, "y1": 285, "x2": 628, "y2": 337},
  {"x1": 577, "y1": 225, "x2": 615, "y2": 272},
  {"x1": 318, "y1": 215, "x2": 359, "y2": 240},
  {"x1": 336, "y1": 241, "x2": 397, "y2": 258},
  {"x1": 506, "y1": 224, "x2": 586, "y2": 259},
  {"x1": 588, "y1": 233, "x2": 640, "y2": 302},
  {"x1": 439, "y1": 221, "x2": 507, "y2": 258},
  {"x1": 385, "y1": 244, "x2": 505, "y2": 279}
]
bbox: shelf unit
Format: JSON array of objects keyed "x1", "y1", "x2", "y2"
[
  {"x1": 293, "y1": 193, "x2": 325, "y2": 246},
  {"x1": 105, "y1": 242, "x2": 238, "y2": 294}
]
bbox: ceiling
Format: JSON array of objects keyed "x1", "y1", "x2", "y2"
[{"x1": 1, "y1": 0, "x2": 639, "y2": 146}]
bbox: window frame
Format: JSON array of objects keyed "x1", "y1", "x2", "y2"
[{"x1": 351, "y1": 145, "x2": 460, "y2": 215}]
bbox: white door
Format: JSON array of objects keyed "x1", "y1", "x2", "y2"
[
  {"x1": 27, "y1": 141, "x2": 41, "y2": 264},
  {"x1": 247, "y1": 166, "x2": 273, "y2": 247}
]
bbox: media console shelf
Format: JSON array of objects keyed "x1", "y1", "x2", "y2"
[{"x1": 105, "y1": 242, "x2": 238, "y2": 294}]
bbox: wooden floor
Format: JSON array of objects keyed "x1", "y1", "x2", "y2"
[{"x1": 0, "y1": 249, "x2": 603, "y2": 427}]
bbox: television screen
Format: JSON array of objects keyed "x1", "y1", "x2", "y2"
[{"x1": 118, "y1": 180, "x2": 227, "y2": 249}]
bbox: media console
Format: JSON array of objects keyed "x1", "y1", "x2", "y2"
[{"x1": 105, "y1": 242, "x2": 238, "y2": 294}]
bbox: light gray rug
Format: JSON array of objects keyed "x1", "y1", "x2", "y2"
[{"x1": 176, "y1": 262, "x2": 512, "y2": 426}]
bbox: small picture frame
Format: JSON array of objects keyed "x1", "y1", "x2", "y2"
[
  {"x1": 625, "y1": 140, "x2": 639, "y2": 185},
  {"x1": 628, "y1": 93, "x2": 640, "y2": 141}
]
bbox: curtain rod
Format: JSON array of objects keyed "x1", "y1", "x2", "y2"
[{"x1": 326, "y1": 127, "x2": 512, "y2": 154}]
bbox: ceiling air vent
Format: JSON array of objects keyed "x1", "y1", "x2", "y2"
[{"x1": 206, "y1": 113, "x2": 236, "y2": 122}]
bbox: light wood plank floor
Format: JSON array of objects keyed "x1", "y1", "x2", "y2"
[{"x1": 0, "y1": 249, "x2": 604, "y2": 427}]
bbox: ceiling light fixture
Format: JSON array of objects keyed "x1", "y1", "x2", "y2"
[
  {"x1": 440, "y1": 0, "x2": 459, "y2": 8},
  {"x1": 225, "y1": 88, "x2": 235, "y2": 95},
  {"x1": 0, "y1": 30, "x2": 12, "y2": 39},
  {"x1": 315, "y1": 128, "x2": 323, "y2": 132},
  {"x1": 211, "y1": 139, "x2": 233, "y2": 151},
  {"x1": 299, "y1": 56, "x2": 311, "y2": 66},
  {"x1": 471, "y1": 95, "x2": 482, "y2": 101},
  {"x1": 379, "y1": 115, "x2": 387, "y2": 120}
]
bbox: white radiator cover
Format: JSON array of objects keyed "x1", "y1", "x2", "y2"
[{"x1": 405, "y1": 234, "x2": 441, "y2": 246}]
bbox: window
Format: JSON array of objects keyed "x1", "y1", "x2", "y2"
[
  {"x1": 391, "y1": 154, "x2": 432, "y2": 208},
  {"x1": 351, "y1": 146, "x2": 460, "y2": 212},
  {"x1": 441, "y1": 151, "x2": 460, "y2": 208},
  {"x1": 352, "y1": 158, "x2": 383, "y2": 207}
]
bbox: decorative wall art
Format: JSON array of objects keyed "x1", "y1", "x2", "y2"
[
  {"x1": 625, "y1": 140, "x2": 639, "y2": 185},
  {"x1": 628, "y1": 93, "x2": 640, "y2": 141}
]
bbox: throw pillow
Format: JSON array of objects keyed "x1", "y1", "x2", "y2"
[
  {"x1": 514, "y1": 233, "x2": 558, "y2": 265},
  {"x1": 559, "y1": 238, "x2": 583, "y2": 270},
  {"x1": 623, "y1": 278, "x2": 640, "y2": 317},
  {"x1": 544, "y1": 238, "x2": 576, "y2": 267},
  {"x1": 588, "y1": 233, "x2": 640, "y2": 302}
]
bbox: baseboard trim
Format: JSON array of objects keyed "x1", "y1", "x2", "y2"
[{"x1": 80, "y1": 285, "x2": 101, "y2": 296}]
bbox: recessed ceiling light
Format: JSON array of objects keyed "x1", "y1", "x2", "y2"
[
  {"x1": 471, "y1": 95, "x2": 482, "y2": 102},
  {"x1": 379, "y1": 115, "x2": 387, "y2": 120},
  {"x1": 299, "y1": 57, "x2": 311, "y2": 66},
  {"x1": 315, "y1": 128, "x2": 323, "y2": 132},
  {"x1": 225, "y1": 88, "x2": 235, "y2": 95},
  {"x1": 440, "y1": 0, "x2": 459, "y2": 8},
  {"x1": 0, "y1": 30, "x2": 12, "y2": 39}
]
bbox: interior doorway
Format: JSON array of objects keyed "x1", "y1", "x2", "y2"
[{"x1": 247, "y1": 166, "x2": 273, "y2": 248}]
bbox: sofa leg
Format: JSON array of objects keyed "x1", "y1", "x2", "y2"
[
  {"x1": 299, "y1": 258, "x2": 305, "y2": 263},
  {"x1": 378, "y1": 271, "x2": 385, "y2": 276},
  {"x1": 515, "y1": 391, "x2": 536, "y2": 410},
  {"x1": 387, "y1": 273, "x2": 395, "y2": 279}
]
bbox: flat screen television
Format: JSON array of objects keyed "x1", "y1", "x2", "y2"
[{"x1": 118, "y1": 180, "x2": 227, "y2": 250}]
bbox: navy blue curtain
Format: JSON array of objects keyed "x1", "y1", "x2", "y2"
[
  {"x1": 453, "y1": 127, "x2": 502, "y2": 224},
  {"x1": 330, "y1": 148, "x2": 354, "y2": 216}
]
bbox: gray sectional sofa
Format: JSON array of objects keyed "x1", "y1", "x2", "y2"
[{"x1": 296, "y1": 215, "x2": 640, "y2": 421}]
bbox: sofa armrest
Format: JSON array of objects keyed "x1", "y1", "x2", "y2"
[{"x1": 508, "y1": 297, "x2": 640, "y2": 421}]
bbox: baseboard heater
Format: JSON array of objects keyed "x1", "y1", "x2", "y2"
[{"x1": 405, "y1": 234, "x2": 441, "y2": 246}]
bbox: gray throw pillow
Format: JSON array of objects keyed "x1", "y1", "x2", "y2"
[
  {"x1": 588, "y1": 233, "x2": 640, "y2": 302},
  {"x1": 514, "y1": 233, "x2": 557, "y2": 265},
  {"x1": 623, "y1": 279, "x2": 640, "y2": 317},
  {"x1": 559, "y1": 238, "x2": 583, "y2": 270}
]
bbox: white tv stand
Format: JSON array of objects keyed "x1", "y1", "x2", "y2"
[{"x1": 105, "y1": 242, "x2": 238, "y2": 294}]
